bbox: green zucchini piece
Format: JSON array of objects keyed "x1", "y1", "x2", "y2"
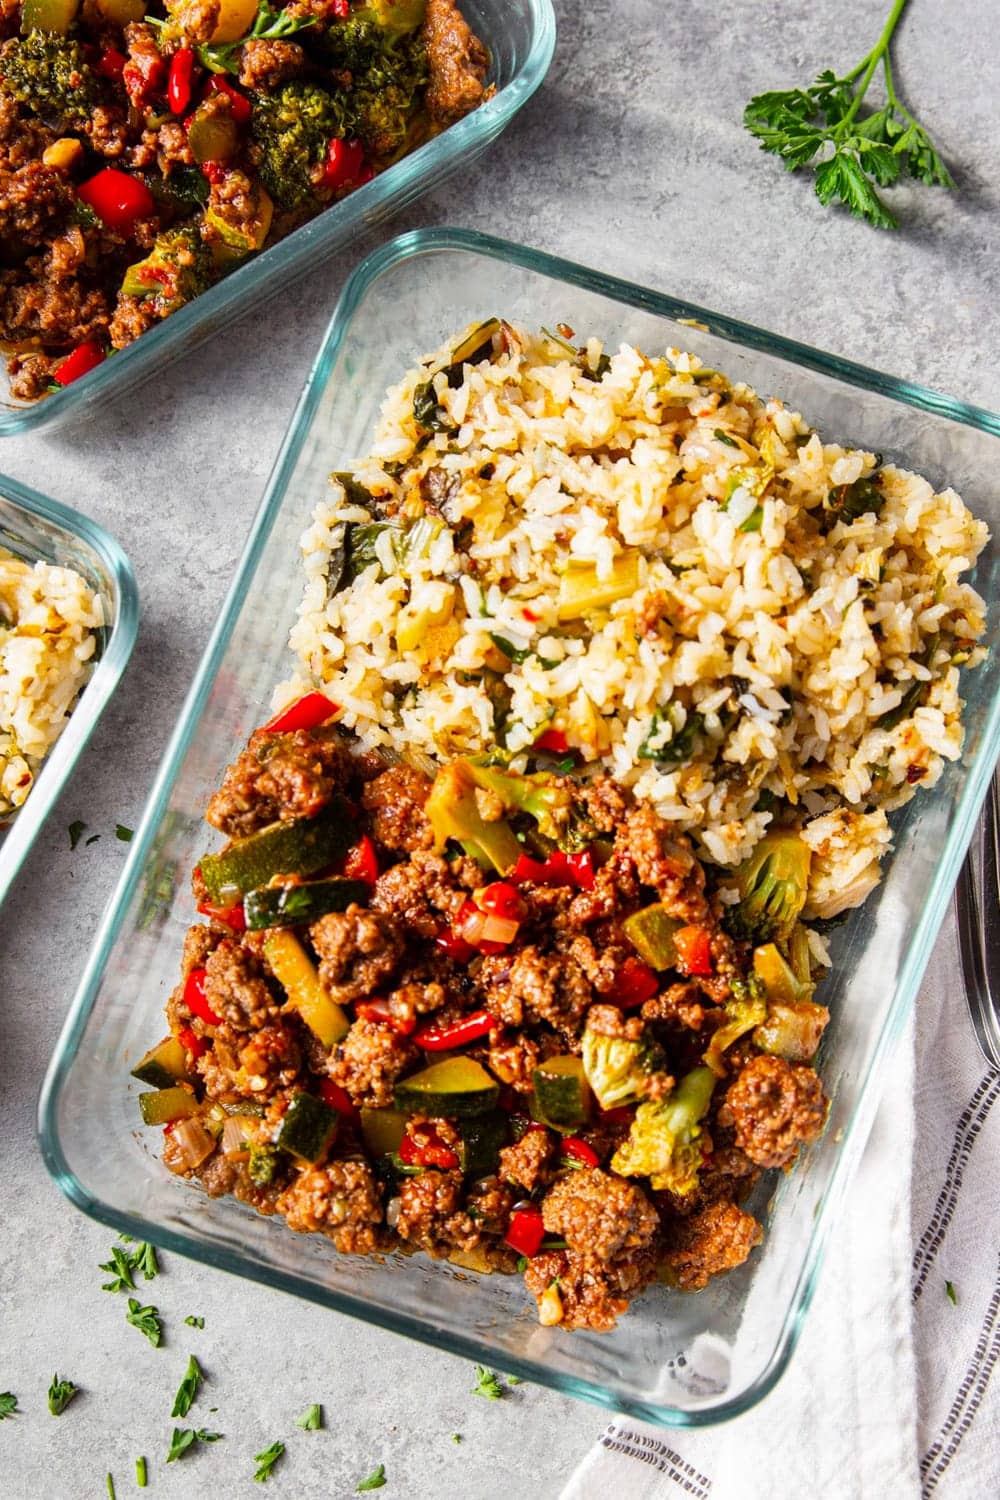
[
  {"x1": 556, "y1": 551, "x2": 642, "y2": 621},
  {"x1": 460, "y1": 1111, "x2": 505, "y2": 1178},
  {"x1": 138, "y1": 1087, "x2": 201, "y2": 1126},
  {"x1": 275, "y1": 1091, "x2": 339, "y2": 1164},
  {"x1": 199, "y1": 798, "x2": 356, "y2": 904},
  {"x1": 131, "y1": 1035, "x2": 194, "y2": 1089},
  {"x1": 244, "y1": 877, "x2": 370, "y2": 931},
  {"x1": 622, "y1": 903, "x2": 683, "y2": 970},
  {"x1": 360, "y1": 1107, "x2": 408, "y2": 1158},
  {"x1": 264, "y1": 930, "x2": 350, "y2": 1048},
  {"x1": 394, "y1": 1056, "x2": 499, "y2": 1117},
  {"x1": 752, "y1": 942, "x2": 809, "y2": 1005},
  {"x1": 532, "y1": 1056, "x2": 591, "y2": 1130}
]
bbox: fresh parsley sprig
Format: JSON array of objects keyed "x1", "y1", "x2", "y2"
[
  {"x1": 166, "y1": 1426, "x2": 223, "y2": 1463},
  {"x1": 48, "y1": 1375, "x2": 79, "y2": 1415},
  {"x1": 743, "y1": 0, "x2": 953, "y2": 229},
  {"x1": 196, "y1": 1, "x2": 315, "y2": 76},
  {"x1": 471, "y1": 1365, "x2": 505, "y2": 1401},
  {"x1": 253, "y1": 1439, "x2": 285, "y2": 1482},
  {"x1": 171, "y1": 1355, "x2": 203, "y2": 1419},
  {"x1": 125, "y1": 1298, "x2": 163, "y2": 1348},
  {"x1": 294, "y1": 1403, "x2": 323, "y2": 1430},
  {"x1": 357, "y1": 1463, "x2": 387, "y2": 1492},
  {"x1": 0, "y1": 1392, "x2": 18, "y2": 1420}
]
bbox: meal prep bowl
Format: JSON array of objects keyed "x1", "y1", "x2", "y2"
[
  {"x1": 0, "y1": 0, "x2": 554, "y2": 438},
  {"x1": 0, "y1": 477, "x2": 137, "y2": 906},
  {"x1": 39, "y1": 228, "x2": 1000, "y2": 1425}
]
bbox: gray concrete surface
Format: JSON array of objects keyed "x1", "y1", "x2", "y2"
[{"x1": 1, "y1": 1, "x2": 998, "y2": 1495}]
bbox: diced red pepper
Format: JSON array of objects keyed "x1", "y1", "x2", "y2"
[
  {"x1": 512, "y1": 850, "x2": 570, "y2": 887},
  {"x1": 320, "y1": 136, "x2": 366, "y2": 193},
  {"x1": 399, "y1": 1127, "x2": 459, "y2": 1170},
  {"x1": 673, "y1": 924, "x2": 713, "y2": 977},
  {"x1": 263, "y1": 690, "x2": 339, "y2": 735},
  {"x1": 476, "y1": 881, "x2": 527, "y2": 923},
  {"x1": 184, "y1": 968, "x2": 222, "y2": 1027},
  {"x1": 561, "y1": 1136, "x2": 600, "y2": 1168},
  {"x1": 566, "y1": 850, "x2": 595, "y2": 890},
  {"x1": 77, "y1": 169, "x2": 155, "y2": 236},
  {"x1": 453, "y1": 898, "x2": 518, "y2": 956},
  {"x1": 534, "y1": 728, "x2": 568, "y2": 754},
  {"x1": 208, "y1": 75, "x2": 252, "y2": 125},
  {"x1": 521, "y1": 607, "x2": 541, "y2": 623},
  {"x1": 201, "y1": 160, "x2": 226, "y2": 185},
  {"x1": 330, "y1": 0, "x2": 349, "y2": 14},
  {"x1": 96, "y1": 47, "x2": 127, "y2": 81},
  {"x1": 319, "y1": 1078, "x2": 359, "y2": 1121},
  {"x1": 355, "y1": 998, "x2": 416, "y2": 1036},
  {"x1": 177, "y1": 1024, "x2": 207, "y2": 1060},
  {"x1": 167, "y1": 46, "x2": 196, "y2": 115},
  {"x1": 412, "y1": 1009, "x2": 493, "y2": 1051},
  {"x1": 504, "y1": 1207, "x2": 545, "y2": 1258},
  {"x1": 53, "y1": 341, "x2": 105, "y2": 386},
  {"x1": 343, "y1": 834, "x2": 379, "y2": 887},
  {"x1": 435, "y1": 927, "x2": 475, "y2": 964},
  {"x1": 196, "y1": 898, "x2": 247, "y2": 933},
  {"x1": 607, "y1": 956, "x2": 659, "y2": 1009}
]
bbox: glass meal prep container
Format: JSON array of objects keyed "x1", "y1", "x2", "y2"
[
  {"x1": 0, "y1": 477, "x2": 137, "y2": 906},
  {"x1": 39, "y1": 228, "x2": 1000, "y2": 1425},
  {"x1": 0, "y1": 0, "x2": 555, "y2": 439}
]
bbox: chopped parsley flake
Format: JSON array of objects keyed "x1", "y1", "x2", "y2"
[
  {"x1": 68, "y1": 819, "x2": 87, "y2": 849},
  {"x1": 171, "y1": 1355, "x2": 203, "y2": 1419},
  {"x1": 294, "y1": 1403, "x2": 323, "y2": 1430},
  {"x1": 106, "y1": 1475, "x2": 116, "y2": 1500},
  {"x1": 100, "y1": 1245, "x2": 136, "y2": 1292},
  {"x1": 451, "y1": 1432, "x2": 462, "y2": 1444},
  {"x1": 136, "y1": 1456, "x2": 147, "y2": 1488},
  {"x1": 356, "y1": 1463, "x2": 387, "y2": 1491},
  {"x1": 185, "y1": 1315, "x2": 205, "y2": 1328},
  {"x1": 471, "y1": 1366, "x2": 505, "y2": 1401},
  {"x1": 48, "y1": 1374, "x2": 78, "y2": 1415},
  {"x1": 167, "y1": 1427, "x2": 221, "y2": 1462},
  {"x1": 506, "y1": 1374, "x2": 522, "y2": 1386},
  {"x1": 253, "y1": 1440, "x2": 285, "y2": 1482},
  {"x1": 115, "y1": 823, "x2": 134, "y2": 842},
  {"x1": 0, "y1": 1393, "x2": 18, "y2": 1420},
  {"x1": 946, "y1": 1279, "x2": 958, "y2": 1305},
  {"x1": 125, "y1": 1298, "x2": 163, "y2": 1347}
]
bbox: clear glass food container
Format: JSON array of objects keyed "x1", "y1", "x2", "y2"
[
  {"x1": 0, "y1": 477, "x2": 137, "y2": 905},
  {"x1": 0, "y1": 0, "x2": 555, "y2": 438},
  {"x1": 39, "y1": 229, "x2": 1000, "y2": 1425}
]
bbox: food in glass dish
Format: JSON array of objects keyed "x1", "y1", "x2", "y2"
[
  {"x1": 0, "y1": 546, "x2": 103, "y2": 822},
  {"x1": 0, "y1": 0, "x2": 490, "y2": 401}
]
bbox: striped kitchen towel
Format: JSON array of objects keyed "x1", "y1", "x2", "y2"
[{"x1": 560, "y1": 917, "x2": 1000, "y2": 1500}]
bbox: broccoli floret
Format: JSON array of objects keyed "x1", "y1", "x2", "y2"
[
  {"x1": 581, "y1": 1025, "x2": 668, "y2": 1112},
  {"x1": 351, "y1": 35, "x2": 427, "y2": 160},
  {"x1": 250, "y1": 81, "x2": 350, "y2": 209},
  {"x1": 724, "y1": 831, "x2": 811, "y2": 945},
  {"x1": 424, "y1": 760, "x2": 523, "y2": 874},
  {"x1": 467, "y1": 762, "x2": 595, "y2": 851},
  {"x1": 702, "y1": 975, "x2": 768, "y2": 1076},
  {"x1": 120, "y1": 227, "x2": 213, "y2": 316},
  {"x1": 611, "y1": 1065, "x2": 716, "y2": 1196},
  {"x1": 0, "y1": 32, "x2": 96, "y2": 126},
  {"x1": 322, "y1": 0, "x2": 426, "y2": 70}
]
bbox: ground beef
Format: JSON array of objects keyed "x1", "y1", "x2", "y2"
[
  {"x1": 479, "y1": 944, "x2": 591, "y2": 1033},
  {"x1": 277, "y1": 1159, "x2": 383, "y2": 1253},
  {"x1": 7, "y1": 351, "x2": 60, "y2": 401},
  {"x1": 310, "y1": 905, "x2": 402, "y2": 1003},
  {"x1": 238, "y1": 37, "x2": 305, "y2": 91},
  {"x1": 563, "y1": 931, "x2": 633, "y2": 996},
  {"x1": 573, "y1": 777, "x2": 630, "y2": 834},
  {"x1": 524, "y1": 1246, "x2": 658, "y2": 1331},
  {"x1": 122, "y1": 22, "x2": 167, "y2": 110},
  {"x1": 200, "y1": 164, "x2": 270, "y2": 260},
  {"x1": 422, "y1": 0, "x2": 490, "y2": 126},
  {"x1": 395, "y1": 1168, "x2": 479, "y2": 1253},
  {"x1": 721, "y1": 1054, "x2": 828, "y2": 1169},
  {"x1": 160, "y1": 0, "x2": 220, "y2": 45},
  {"x1": 384, "y1": 977, "x2": 449, "y2": 1027},
  {"x1": 205, "y1": 727, "x2": 345, "y2": 835},
  {"x1": 0, "y1": 160, "x2": 74, "y2": 246},
  {"x1": 182, "y1": 922, "x2": 220, "y2": 977},
  {"x1": 84, "y1": 103, "x2": 131, "y2": 158},
  {"x1": 498, "y1": 1127, "x2": 555, "y2": 1195},
  {"x1": 464, "y1": 1175, "x2": 515, "y2": 1234},
  {"x1": 206, "y1": 938, "x2": 281, "y2": 1029},
  {"x1": 641, "y1": 980, "x2": 715, "y2": 1030},
  {"x1": 362, "y1": 765, "x2": 435, "y2": 853},
  {"x1": 541, "y1": 1167, "x2": 659, "y2": 1262},
  {"x1": 108, "y1": 291, "x2": 161, "y2": 349},
  {"x1": 584, "y1": 1002, "x2": 646, "y2": 1041},
  {"x1": 565, "y1": 860, "x2": 638, "y2": 925},
  {"x1": 487, "y1": 1030, "x2": 561, "y2": 1093},
  {"x1": 196, "y1": 1151, "x2": 242, "y2": 1198},
  {"x1": 616, "y1": 806, "x2": 707, "y2": 909},
  {"x1": 661, "y1": 1199, "x2": 763, "y2": 1290},
  {"x1": 0, "y1": 251, "x2": 110, "y2": 347},
  {"x1": 197, "y1": 1020, "x2": 301, "y2": 1101},
  {"x1": 325, "y1": 1017, "x2": 417, "y2": 1108}
]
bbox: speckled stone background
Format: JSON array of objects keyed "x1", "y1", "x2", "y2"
[{"x1": 2, "y1": 1, "x2": 998, "y2": 1495}]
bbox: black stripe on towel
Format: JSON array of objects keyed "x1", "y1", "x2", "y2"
[
  {"x1": 911, "y1": 1071, "x2": 1000, "y2": 1303},
  {"x1": 920, "y1": 1249, "x2": 1000, "y2": 1495},
  {"x1": 600, "y1": 1425, "x2": 713, "y2": 1498}
]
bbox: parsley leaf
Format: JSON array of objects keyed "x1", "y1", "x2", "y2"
[
  {"x1": 125, "y1": 1298, "x2": 163, "y2": 1347},
  {"x1": 253, "y1": 1440, "x2": 285, "y2": 1482},
  {"x1": 132, "y1": 1241, "x2": 159, "y2": 1281},
  {"x1": 100, "y1": 1245, "x2": 136, "y2": 1293},
  {"x1": 171, "y1": 1355, "x2": 203, "y2": 1419},
  {"x1": 48, "y1": 1375, "x2": 78, "y2": 1415},
  {"x1": 185, "y1": 1315, "x2": 205, "y2": 1329},
  {"x1": 294, "y1": 1403, "x2": 323, "y2": 1430},
  {"x1": 471, "y1": 1365, "x2": 505, "y2": 1400},
  {"x1": 106, "y1": 1475, "x2": 116, "y2": 1500},
  {"x1": 136, "y1": 1457, "x2": 147, "y2": 1488},
  {"x1": 0, "y1": 1393, "x2": 18, "y2": 1419},
  {"x1": 166, "y1": 1427, "x2": 221, "y2": 1462},
  {"x1": 451, "y1": 1432, "x2": 462, "y2": 1444},
  {"x1": 743, "y1": 1, "x2": 954, "y2": 229},
  {"x1": 115, "y1": 823, "x2": 134, "y2": 842},
  {"x1": 945, "y1": 1279, "x2": 958, "y2": 1305},
  {"x1": 506, "y1": 1374, "x2": 522, "y2": 1386},
  {"x1": 68, "y1": 819, "x2": 87, "y2": 849},
  {"x1": 357, "y1": 1464, "x2": 387, "y2": 1492}
]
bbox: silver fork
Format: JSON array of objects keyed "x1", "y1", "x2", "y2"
[{"x1": 955, "y1": 769, "x2": 1000, "y2": 1069}]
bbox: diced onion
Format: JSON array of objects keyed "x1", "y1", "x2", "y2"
[
  {"x1": 170, "y1": 1117, "x2": 216, "y2": 1170},
  {"x1": 480, "y1": 914, "x2": 519, "y2": 945},
  {"x1": 221, "y1": 1116, "x2": 249, "y2": 1157},
  {"x1": 386, "y1": 1196, "x2": 402, "y2": 1229}
]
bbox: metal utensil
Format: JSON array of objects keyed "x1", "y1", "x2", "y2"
[{"x1": 956, "y1": 768, "x2": 1000, "y2": 1069}]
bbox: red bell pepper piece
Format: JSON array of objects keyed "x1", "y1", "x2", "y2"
[
  {"x1": 511, "y1": 850, "x2": 570, "y2": 887},
  {"x1": 184, "y1": 968, "x2": 222, "y2": 1027},
  {"x1": 412, "y1": 1009, "x2": 493, "y2": 1051},
  {"x1": 399, "y1": 1128, "x2": 460, "y2": 1170},
  {"x1": 566, "y1": 850, "x2": 595, "y2": 890},
  {"x1": 343, "y1": 834, "x2": 379, "y2": 887},
  {"x1": 521, "y1": 607, "x2": 541, "y2": 623},
  {"x1": 476, "y1": 881, "x2": 527, "y2": 923},
  {"x1": 77, "y1": 169, "x2": 155, "y2": 235},
  {"x1": 435, "y1": 927, "x2": 475, "y2": 964},
  {"x1": 319, "y1": 1078, "x2": 359, "y2": 1120},
  {"x1": 208, "y1": 75, "x2": 252, "y2": 125},
  {"x1": 504, "y1": 1207, "x2": 545, "y2": 1258},
  {"x1": 263, "y1": 690, "x2": 339, "y2": 735},
  {"x1": 452, "y1": 898, "x2": 518, "y2": 956},
  {"x1": 53, "y1": 341, "x2": 105, "y2": 386},
  {"x1": 534, "y1": 728, "x2": 568, "y2": 754},
  {"x1": 607, "y1": 956, "x2": 659, "y2": 1009},
  {"x1": 320, "y1": 136, "x2": 365, "y2": 192},
  {"x1": 177, "y1": 1024, "x2": 207, "y2": 1060},
  {"x1": 561, "y1": 1136, "x2": 600, "y2": 1168},
  {"x1": 330, "y1": 0, "x2": 349, "y2": 13},
  {"x1": 167, "y1": 46, "x2": 196, "y2": 115},
  {"x1": 196, "y1": 898, "x2": 246, "y2": 933},
  {"x1": 355, "y1": 998, "x2": 416, "y2": 1036},
  {"x1": 673, "y1": 924, "x2": 713, "y2": 977},
  {"x1": 96, "y1": 47, "x2": 127, "y2": 81}
]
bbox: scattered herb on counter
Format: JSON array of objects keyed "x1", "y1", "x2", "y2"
[
  {"x1": 451, "y1": 1433, "x2": 462, "y2": 1444},
  {"x1": 253, "y1": 1440, "x2": 285, "y2": 1482},
  {"x1": 167, "y1": 1427, "x2": 222, "y2": 1462},
  {"x1": 743, "y1": 0, "x2": 953, "y2": 229},
  {"x1": 171, "y1": 1355, "x2": 203, "y2": 1419},
  {"x1": 125, "y1": 1298, "x2": 163, "y2": 1347},
  {"x1": 294, "y1": 1403, "x2": 323, "y2": 1430},
  {"x1": 136, "y1": 1456, "x2": 147, "y2": 1488},
  {"x1": 106, "y1": 1474, "x2": 116, "y2": 1500},
  {"x1": 86, "y1": 833, "x2": 101, "y2": 845},
  {"x1": 47, "y1": 1374, "x2": 78, "y2": 1415},
  {"x1": 185, "y1": 1315, "x2": 205, "y2": 1329},
  {"x1": 471, "y1": 1366, "x2": 505, "y2": 1401},
  {"x1": 506, "y1": 1375, "x2": 522, "y2": 1386},
  {"x1": 68, "y1": 820, "x2": 87, "y2": 850},
  {"x1": 0, "y1": 1392, "x2": 18, "y2": 1419},
  {"x1": 100, "y1": 1245, "x2": 136, "y2": 1292},
  {"x1": 946, "y1": 1279, "x2": 958, "y2": 1305},
  {"x1": 132, "y1": 1242, "x2": 159, "y2": 1281},
  {"x1": 116, "y1": 824, "x2": 134, "y2": 843},
  {"x1": 357, "y1": 1464, "x2": 387, "y2": 1492}
]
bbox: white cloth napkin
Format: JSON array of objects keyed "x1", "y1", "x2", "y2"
[{"x1": 560, "y1": 916, "x2": 1000, "y2": 1500}]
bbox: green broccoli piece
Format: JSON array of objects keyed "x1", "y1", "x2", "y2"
[
  {"x1": 322, "y1": 0, "x2": 427, "y2": 70},
  {"x1": 120, "y1": 228, "x2": 213, "y2": 317},
  {"x1": 702, "y1": 974, "x2": 768, "y2": 1076},
  {"x1": 611, "y1": 1065, "x2": 715, "y2": 1195},
  {"x1": 724, "y1": 831, "x2": 811, "y2": 945},
  {"x1": 0, "y1": 32, "x2": 96, "y2": 126},
  {"x1": 250, "y1": 81, "x2": 351, "y2": 209},
  {"x1": 467, "y1": 763, "x2": 591, "y2": 851},
  {"x1": 581, "y1": 1025, "x2": 668, "y2": 1112},
  {"x1": 424, "y1": 760, "x2": 523, "y2": 874},
  {"x1": 351, "y1": 34, "x2": 427, "y2": 160}
]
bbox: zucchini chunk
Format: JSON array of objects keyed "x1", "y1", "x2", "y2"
[
  {"x1": 622, "y1": 904, "x2": 683, "y2": 970},
  {"x1": 275, "y1": 1091, "x2": 339, "y2": 1164},
  {"x1": 199, "y1": 799, "x2": 356, "y2": 904},
  {"x1": 131, "y1": 1035, "x2": 195, "y2": 1089},
  {"x1": 532, "y1": 1055, "x2": 591, "y2": 1130},
  {"x1": 359, "y1": 1107, "x2": 408, "y2": 1158},
  {"x1": 244, "y1": 877, "x2": 370, "y2": 931},
  {"x1": 264, "y1": 930, "x2": 351, "y2": 1048},
  {"x1": 138, "y1": 1086, "x2": 201, "y2": 1126},
  {"x1": 394, "y1": 1056, "x2": 499, "y2": 1116},
  {"x1": 459, "y1": 1111, "x2": 506, "y2": 1178}
]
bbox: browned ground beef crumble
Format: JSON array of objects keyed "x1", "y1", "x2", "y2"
[{"x1": 147, "y1": 722, "x2": 831, "y2": 1332}]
